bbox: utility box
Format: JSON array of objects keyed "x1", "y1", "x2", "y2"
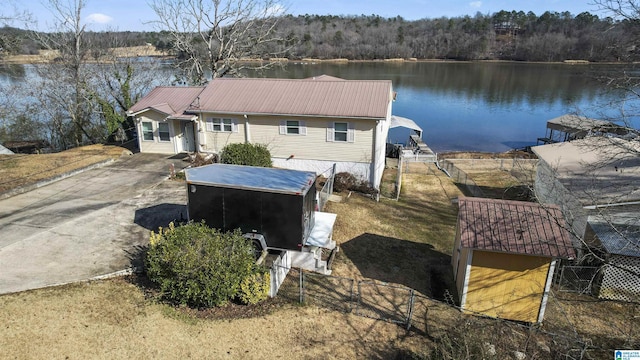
[{"x1": 185, "y1": 163, "x2": 318, "y2": 251}]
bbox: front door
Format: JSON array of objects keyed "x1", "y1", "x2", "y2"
[{"x1": 183, "y1": 122, "x2": 195, "y2": 152}]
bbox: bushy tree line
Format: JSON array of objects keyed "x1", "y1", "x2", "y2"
[
  {"x1": 2, "y1": 10, "x2": 638, "y2": 63},
  {"x1": 267, "y1": 11, "x2": 638, "y2": 62}
]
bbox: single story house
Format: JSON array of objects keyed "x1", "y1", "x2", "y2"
[
  {"x1": 452, "y1": 197, "x2": 574, "y2": 323},
  {"x1": 127, "y1": 75, "x2": 394, "y2": 189}
]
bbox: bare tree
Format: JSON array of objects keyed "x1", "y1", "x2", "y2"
[
  {"x1": 91, "y1": 35, "x2": 172, "y2": 144},
  {"x1": 24, "y1": 0, "x2": 105, "y2": 149},
  {"x1": 149, "y1": 0, "x2": 286, "y2": 84}
]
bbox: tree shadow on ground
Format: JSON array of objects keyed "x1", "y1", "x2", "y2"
[
  {"x1": 454, "y1": 182, "x2": 533, "y2": 201},
  {"x1": 134, "y1": 203, "x2": 187, "y2": 231},
  {"x1": 340, "y1": 233, "x2": 457, "y2": 301}
]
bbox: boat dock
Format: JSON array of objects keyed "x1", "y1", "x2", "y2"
[
  {"x1": 388, "y1": 115, "x2": 437, "y2": 163},
  {"x1": 401, "y1": 135, "x2": 437, "y2": 163}
]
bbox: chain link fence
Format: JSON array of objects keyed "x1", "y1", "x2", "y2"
[
  {"x1": 276, "y1": 269, "x2": 419, "y2": 329},
  {"x1": 438, "y1": 159, "x2": 485, "y2": 197},
  {"x1": 317, "y1": 164, "x2": 336, "y2": 211},
  {"x1": 557, "y1": 265, "x2": 600, "y2": 295},
  {"x1": 355, "y1": 281, "x2": 415, "y2": 327}
]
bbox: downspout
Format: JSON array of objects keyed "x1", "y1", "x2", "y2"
[
  {"x1": 244, "y1": 114, "x2": 251, "y2": 143},
  {"x1": 373, "y1": 119, "x2": 381, "y2": 201},
  {"x1": 195, "y1": 114, "x2": 202, "y2": 152}
]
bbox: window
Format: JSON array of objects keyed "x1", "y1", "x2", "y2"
[
  {"x1": 327, "y1": 122, "x2": 354, "y2": 143},
  {"x1": 158, "y1": 122, "x2": 170, "y2": 142},
  {"x1": 206, "y1": 118, "x2": 235, "y2": 132},
  {"x1": 142, "y1": 121, "x2": 153, "y2": 141},
  {"x1": 333, "y1": 122, "x2": 348, "y2": 142},
  {"x1": 279, "y1": 120, "x2": 306, "y2": 135}
]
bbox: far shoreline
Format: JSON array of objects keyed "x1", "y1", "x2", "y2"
[{"x1": 1, "y1": 51, "x2": 637, "y2": 66}]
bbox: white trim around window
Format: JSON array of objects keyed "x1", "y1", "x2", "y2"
[
  {"x1": 141, "y1": 121, "x2": 154, "y2": 141},
  {"x1": 279, "y1": 120, "x2": 307, "y2": 135},
  {"x1": 327, "y1": 121, "x2": 355, "y2": 143},
  {"x1": 206, "y1": 117, "x2": 238, "y2": 133},
  {"x1": 158, "y1": 122, "x2": 171, "y2": 142}
]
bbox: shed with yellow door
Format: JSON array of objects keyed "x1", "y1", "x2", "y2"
[{"x1": 452, "y1": 197, "x2": 575, "y2": 323}]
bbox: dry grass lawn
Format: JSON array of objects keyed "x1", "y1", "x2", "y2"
[
  {"x1": 0, "y1": 161, "x2": 637, "y2": 359},
  {"x1": 0, "y1": 144, "x2": 127, "y2": 193}
]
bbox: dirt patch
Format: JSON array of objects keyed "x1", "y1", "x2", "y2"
[
  {"x1": 0, "y1": 144, "x2": 128, "y2": 193},
  {"x1": 439, "y1": 150, "x2": 537, "y2": 159}
]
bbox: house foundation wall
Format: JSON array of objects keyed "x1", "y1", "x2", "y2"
[{"x1": 272, "y1": 157, "x2": 371, "y2": 184}]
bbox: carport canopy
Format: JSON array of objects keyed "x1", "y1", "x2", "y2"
[{"x1": 390, "y1": 115, "x2": 423, "y2": 138}]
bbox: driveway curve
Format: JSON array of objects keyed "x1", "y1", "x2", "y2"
[{"x1": 0, "y1": 153, "x2": 189, "y2": 294}]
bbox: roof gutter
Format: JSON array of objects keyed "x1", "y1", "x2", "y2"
[
  {"x1": 583, "y1": 200, "x2": 640, "y2": 210},
  {"x1": 127, "y1": 108, "x2": 170, "y2": 117},
  {"x1": 186, "y1": 109, "x2": 385, "y2": 121}
]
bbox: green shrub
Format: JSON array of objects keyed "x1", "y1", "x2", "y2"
[
  {"x1": 145, "y1": 222, "x2": 263, "y2": 308},
  {"x1": 220, "y1": 143, "x2": 272, "y2": 167},
  {"x1": 238, "y1": 271, "x2": 271, "y2": 305}
]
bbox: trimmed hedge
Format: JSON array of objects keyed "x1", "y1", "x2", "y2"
[
  {"x1": 220, "y1": 143, "x2": 272, "y2": 167},
  {"x1": 145, "y1": 222, "x2": 268, "y2": 307}
]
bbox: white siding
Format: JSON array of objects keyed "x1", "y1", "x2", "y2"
[
  {"x1": 199, "y1": 115, "x2": 246, "y2": 153},
  {"x1": 249, "y1": 115, "x2": 375, "y2": 162},
  {"x1": 135, "y1": 111, "x2": 176, "y2": 154},
  {"x1": 272, "y1": 157, "x2": 371, "y2": 181}
]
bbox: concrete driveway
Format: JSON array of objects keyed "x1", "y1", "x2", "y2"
[{"x1": 0, "y1": 153, "x2": 190, "y2": 294}]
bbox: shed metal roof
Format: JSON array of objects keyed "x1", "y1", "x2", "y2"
[
  {"x1": 185, "y1": 164, "x2": 316, "y2": 195},
  {"x1": 457, "y1": 197, "x2": 575, "y2": 258},
  {"x1": 192, "y1": 77, "x2": 392, "y2": 119}
]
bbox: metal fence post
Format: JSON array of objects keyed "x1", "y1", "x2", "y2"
[
  {"x1": 406, "y1": 289, "x2": 415, "y2": 330},
  {"x1": 299, "y1": 269, "x2": 304, "y2": 304}
]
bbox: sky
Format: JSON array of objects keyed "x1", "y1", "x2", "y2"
[{"x1": 11, "y1": 0, "x2": 603, "y2": 32}]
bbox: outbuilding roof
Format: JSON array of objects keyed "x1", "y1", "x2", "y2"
[
  {"x1": 457, "y1": 197, "x2": 575, "y2": 258},
  {"x1": 191, "y1": 77, "x2": 392, "y2": 119},
  {"x1": 589, "y1": 213, "x2": 640, "y2": 257},
  {"x1": 185, "y1": 163, "x2": 316, "y2": 195},
  {"x1": 531, "y1": 137, "x2": 640, "y2": 205},
  {"x1": 547, "y1": 114, "x2": 638, "y2": 138}
]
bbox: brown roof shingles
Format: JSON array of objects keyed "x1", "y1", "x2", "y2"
[
  {"x1": 458, "y1": 197, "x2": 575, "y2": 258},
  {"x1": 192, "y1": 77, "x2": 392, "y2": 119}
]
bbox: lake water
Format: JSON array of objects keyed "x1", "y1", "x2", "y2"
[
  {"x1": 252, "y1": 62, "x2": 640, "y2": 153},
  {"x1": 2, "y1": 61, "x2": 639, "y2": 153}
]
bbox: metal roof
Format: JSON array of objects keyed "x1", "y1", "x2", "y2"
[
  {"x1": 589, "y1": 213, "x2": 640, "y2": 257},
  {"x1": 457, "y1": 197, "x2": 575, "y2": 258},
  {"x1": 185, "y1": 164, "x2": 316, "y2": 195},
  {"x1": 547, "y1": 114, "x2": 612, "y2": 133},
  {"x1": 547, "y1": 114, "x2": 638, "y2": 137},
  {"x1": 390, "y1": 115, "x2": 423, "y2": 133},
  {"x1": 192, "y1": 77, "x2": 392, "y2": 119},
  {"x1": 127, "y1": 86, "x2": 205, "y2": 119},
  {"x1": 531, "y1": 137, "x2": 640, "y2": 205},
  {"x1": 0, "y1": 144, "x2": 14, "y2": 155}
]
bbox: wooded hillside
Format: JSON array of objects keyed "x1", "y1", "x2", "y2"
[{"x1": 2, "y1": 10, "x2": 637, "y2": 63}]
